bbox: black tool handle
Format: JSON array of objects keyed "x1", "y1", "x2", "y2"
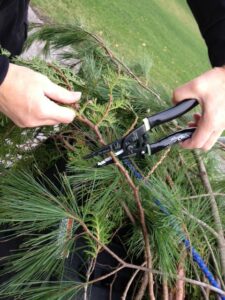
[
  {"x1": 147, "y1": 99, "x2": 198, "y2": 129},
  {"x1": 150, "y1": 128, "x2": 196, "y2": 155}
]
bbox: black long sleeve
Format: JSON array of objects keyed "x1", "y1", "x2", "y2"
[
  {"x1": 0, "y1": 0, "x2": 29, "y2": 56},
  {"x1": 0, "y1": 0, "x2": 29, "y2": 85},
  {"x1": 187, "y1": 0, "x2": 225, "y2": 67}
]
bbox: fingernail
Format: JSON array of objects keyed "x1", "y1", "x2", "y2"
[
  {"x1": 67, "y1": 107, "x2": 76, "y2": 119},
  {"x1": 72, "y1": 91, "x2": 82, "y2": 101}
]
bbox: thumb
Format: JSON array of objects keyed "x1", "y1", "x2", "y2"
[
  {"x1": 44, "y1": 79, "x2": 81, "y2": 104},
  {"x1": 44, "y1": 98, "x2": 76, "y2": 124}
]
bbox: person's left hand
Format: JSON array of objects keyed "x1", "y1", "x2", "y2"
[{"x1": 0, "y1": 63, "x2": 81, "y2": 127}]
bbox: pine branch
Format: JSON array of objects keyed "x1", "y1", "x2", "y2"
[
  {"x1": 201, "y1": 228, "x2": 225, "y2": 290},
  {"x1": 180, "y1": 193, "x2": 225, "y2": 200},
  {"x1": 2, "y1": 23, "x2": 225, "y2": 299},
  {"x1": 194, "y1": 151, "x2": 225, "y2": 277},
  {"x1": 82, "y1": 29, "x2": 162, "y2": 101},
  {"x1": 182, "y1": 209, "x2": 219, "y2": 239},
  {"x1": 74, "y1": 104, "x2": 155, "y2": 298}
]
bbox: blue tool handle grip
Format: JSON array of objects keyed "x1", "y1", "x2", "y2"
[
  {"x1": 148, "y1": 98, "x2": 198, "y2": 129},
  {"x1": 150, "y1": 128, "x2": 195, "y2": 155}
]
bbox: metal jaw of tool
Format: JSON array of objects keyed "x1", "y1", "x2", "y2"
[{"x1": 84, "y1": 99, "x2": 199, "y2": 167}]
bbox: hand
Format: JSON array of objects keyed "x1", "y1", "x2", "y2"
[
  {"x1": 173, "y1": 67, "x2": 225, "y2": 150},
  {"x1": 0, "y1": 63, "x2": 81, "y2": 127}
]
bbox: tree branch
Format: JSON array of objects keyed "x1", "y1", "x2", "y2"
[
  {"x1": 134, "y1": 272, "x2": 148, "y2": 300},
  {"x1": 194, "y1": 151, "x2": 225, "y2": 277},
  {"x1": 77, "y1": 113, "x2": 155, "y2": 299}
]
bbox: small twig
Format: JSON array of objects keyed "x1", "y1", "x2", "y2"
[
  {"x1": 163, "y1": 277, "x2": 169, "y2": 300},
  {"x1": 134, "y1": 272, "x2": 149, "y2": 300},
  {"x1": 87, "y1": 265, "x2": 125, "y2": 286},
  {"x1": 182, "y1": 209, "x2": 219, "y2": 239},
  {"x1": 47, "y1": 63, "x2": 73, "y2": 91},
  {"x1": 56, "y1": 134, "x2": 76, "y2": 152},
  {"x1": 76, "y1": 114, "x2": 106, "y2": 145},
  {"x1": 122, "y1": 263, "x2": 146, "y2": 300},
  {"x1": 84, "y1": 257, "x2": 98, "y2": 300},
  {"x1": 175, "y1": 256, "x2": 186, "y2": 300},
  {"x1": 109, "y1": 272, "x2": 118, "y2": 300},
  {"x1": 143, "y1": 147, "x2": 171, "y2": 182},
  {"x1": 123, "y1": 115, "x2": 139, "y2": 137},
  {"x1": 96, "y1": 94, "x2": 113, "y2": 126},
  {"x1": 166, "y1": 173, "x2": 174, "y2": 189},
  {"x1": 70, "y1": 59, "x2": 83, "y2": 69},
  {"x1": 180, "y1": 193, "x2": 225, "y2": 201},
  {"x1": 120, "y1": 201, "x2": 136, "y2": 225}
]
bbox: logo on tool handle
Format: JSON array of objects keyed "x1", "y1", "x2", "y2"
[
  {"x1": 113, "y1": 141, "x2": 122, "y2": 151},
  {"x1": 170, "y1": 133, "x2": 191, "y2": 144}
]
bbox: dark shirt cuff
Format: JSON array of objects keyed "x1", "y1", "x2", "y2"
[
  {"x1": 187, "y1": 0, "x2": 225, "y2": 67},
  {"x1": 204, "y1": 19, "x2": 225, "y2": 67},
  {"x1": 0, "y1": 55, "x2": 9, "y2": 85}
]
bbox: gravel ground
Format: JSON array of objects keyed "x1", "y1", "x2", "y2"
[
  {"x1": 22, "y1": 6, "x2": 79, "y2": 68},
  {"x1": 21, "y1": 6, "x2": 44, "y2": 60}
]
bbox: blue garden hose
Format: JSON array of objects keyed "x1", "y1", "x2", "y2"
[{"x1": 123, "y1": 159, "x2": 225, "y2": 299}]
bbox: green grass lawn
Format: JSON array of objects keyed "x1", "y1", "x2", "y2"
[{"x1": 31, "y1": 0, "x2": 210, "y2": 95}]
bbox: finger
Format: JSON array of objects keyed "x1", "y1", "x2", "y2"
[
  {"x1": 187, "y1": 113, "x2": 201, "y2": 127},
  {"x1": 172, "y1": 84, "x2": 201, "y2": 105},
  {"x1": 44, "y1": 79, "x2": 81, "y2": 104},
  {"x1": 201, "y1": 129, "x2": 224, "y2": 151},
  {"x1": 36, "y1": 119, "x2": 61, "y2": 127},
  {"x1": 188, "y1": 122, "x2": 197, "y2": 127},
  {"x1": 193, "y1": 113, "x2": 201, "y2": 124},
  {"x1": 43, "y1": 98, "x2": 76, "y2": 124},
  {"x1": 17, "y1": 118, "x2": 61, "y2": 128},
  {"x1": 180, "y1": 112, "x2": 214, "y2": 149}
]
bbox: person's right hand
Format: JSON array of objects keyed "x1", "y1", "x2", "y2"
[
  {"x1": 173, "y1": 67, "x2": 225, "y2": 151},
  {"x1": 0, "y1": 63, "x2": 81, "y2": 127}
]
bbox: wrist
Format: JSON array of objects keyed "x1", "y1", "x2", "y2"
[{"x1": 0, "y1": 56, "x2": 9, "y2": 86}]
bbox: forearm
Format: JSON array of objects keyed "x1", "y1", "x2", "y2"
[{"x1": 187, "y1": 0, "x2": 225, "y2": 67}]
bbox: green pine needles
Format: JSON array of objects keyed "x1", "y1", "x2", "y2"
[{"x1": 0, "y1": 23, "x2": 225, "y2": 299}]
